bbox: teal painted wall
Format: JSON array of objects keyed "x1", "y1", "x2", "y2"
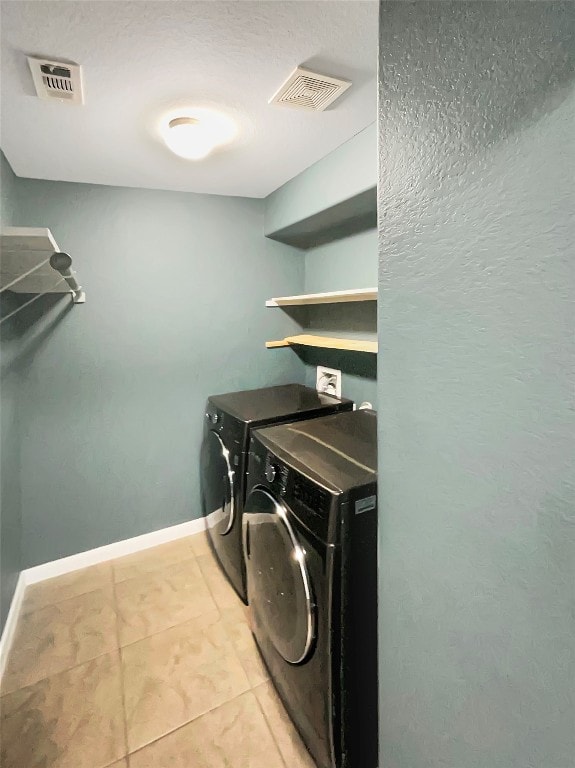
[
  {"x1": 301, "y1": 344, "x2": 376, "y2": 408},
  {"x1": 265, "y1": 125, "x2": 378, "y2": 408},
  {"x1": 265, "y1": 123, "x2": 376, "y2": 235},
  {"x1": 2, "y1": 112, "x2": 378, "y2": 577},
  {"x1": 302, "y1": 229, "x2": 377, "y2": 405},
  {"x1": 0, "y1": 152, "x2": 23, "y2": 629},
  {"x1": 304, "y1": 229, "x2": 377, "y2": 294},
  {"x1": 378, "y1": 3, "x2": 574, "y2": 767},
  {"x1": 11, "y1": 178, "x2": 305, "y2": 568}
]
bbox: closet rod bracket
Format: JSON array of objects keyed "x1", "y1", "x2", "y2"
[{"x1": 50, "y1": 252, "x2": 86, "y2": 304}]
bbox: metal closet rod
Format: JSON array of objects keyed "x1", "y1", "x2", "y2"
[
  {"x1": 0, "y1": 251, "x2": 86, "y2": 325},
  {"x1": 0, "y1": 276, "x2": 67, "y2": 326},
  {"x1": 49, "y1": 252, "x2": 86, "y2": 304},
  {"x1": 0, "y1": 251, "x2": 85, "y2": 303}
]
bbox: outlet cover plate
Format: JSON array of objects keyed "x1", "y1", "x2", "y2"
[{"x1": 316, "y1": 365, "x2": 342, "y2": 399}]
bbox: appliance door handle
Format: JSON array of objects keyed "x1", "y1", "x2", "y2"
[
  {"x1": 210, "y1": 431, "x2": 235, "y2": 535},
  {"x1": 243, "y1": 520, "x2": 251, "y2": 560}
]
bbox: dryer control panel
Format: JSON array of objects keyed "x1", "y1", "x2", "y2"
[
  {"x1": 248, "y1": 434, "x2": 335, "y2": 541},
  {"x1": 257, "y1": 449, "x2": 332, "y2": 540}
]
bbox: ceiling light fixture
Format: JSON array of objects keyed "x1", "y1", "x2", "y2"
[{"x1": 161, "y1": 109, "x2": 238, "y2": 161}]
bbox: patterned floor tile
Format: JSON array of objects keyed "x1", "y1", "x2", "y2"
[
  {"x1": 115, "y1": 558, "x2": 216, "y2": 645},
  {"x1": 122, "y1": 610, "x2": 250, "y2": 752},
  {"x1": 112, "y1": 538, "x2": 196, "y2": 583},
  {"x1": 23, "y1": 563, "x2": 113, "y2": 613},
  {"x1": 129, "y1": 691, "x2": 284, "y2": 768},
  {"x1": 221, "y1": 605, "x2": 269, "y2": 687},
  {"x1": 196, "y1": 553, "x2": 242, "y2": 610},
  {"x1": 254, "y1": 680, "x2": 317, "y2": 768},
  {"x1": 0, "y1": 652, "x2": 126, "y2": 768},
  {"x1": 189, "y1": 529, "x2": 212, "y2": 557},
  {"x1": 1, "y1": 587, "x2": 117, "y2": 695}
]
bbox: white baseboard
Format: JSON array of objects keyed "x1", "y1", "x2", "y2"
[
  {"x1": 25, "y1": 518, "x2": 207, "y2": 585},
  {"x1": 0, "y1": 518, "x2": 207, "y2": 683},
  {"x1": 0, "y1": 518, "x2": 207, "y2": 679},
  {"x1": 0, "y1": 572, "x2": 27, "y2": 680}
]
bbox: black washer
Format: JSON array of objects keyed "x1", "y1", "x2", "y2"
[{"x1": 200, "y1": 384, "x2": 352, "y2": 602}]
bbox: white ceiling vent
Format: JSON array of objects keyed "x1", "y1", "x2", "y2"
[
  {"x1": 27, "y1": 57, "x2": 84, "y2": 105},
  {"x1": 269, "y1": 66, "x2": 351, "y2": 112}
]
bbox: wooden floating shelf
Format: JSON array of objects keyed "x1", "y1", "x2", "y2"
[
  {"x1": 266, "y1": 287, "x2": 377, "y2": 307},
  {"x1": 266, "y1": 334, "x2": 378, "y2": 354}
]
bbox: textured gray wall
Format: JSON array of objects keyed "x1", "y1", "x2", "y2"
[
  {"x1": 303, "y1": 229, "x2": 377, "y2": 405},
  {"x1": 12, "y1": 178, "x2": 304, "y2": 568},
  {"x1": 0, "y1": 152, "x2": 22, "y2": 630},
  {"x1": 378, "y1": 3, "x2": 575, "y2": 768}
]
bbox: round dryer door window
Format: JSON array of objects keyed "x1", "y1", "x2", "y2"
[
  {"x1": 244, "y1": 487, "x2": 315, "y2": 664},
  {"x1": 200, "y1": 431, "x2": 235, "y2": 535}
]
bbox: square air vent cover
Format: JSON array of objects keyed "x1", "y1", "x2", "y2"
[
  {"x1": 27, "y1": 56, "x2": 84, "y2": 104},
  {"x1": 269, "y1": 66, "x2": 351, "y2": 112}
]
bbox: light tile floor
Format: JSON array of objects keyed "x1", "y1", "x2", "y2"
[{"x1": 0, "y1": 532, "x2": 317, "y2": 768}]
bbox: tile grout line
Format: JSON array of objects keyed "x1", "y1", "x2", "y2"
[
  {"x1": 20, "y1": 580, "x2": 110, "y2": 615},
  {"x1": 194, "y1": 553, "x2": 234, "y2": 615},
  {"x1": 0, "y1": 545, "x2": 236, "y2": 700},
  {"x1": 116, "y1": 540, "x2": 250, "y2": 759},
  {"x1": 193, "y1": 549, "x2": 274, "y2": 692},
  {"x1": 111, "y1": 565, "x2": 132, "y2": 768},
  {"x1": 117, "y1": 612, "x2": 218, "y2": 651},
  {"x1": 126, "y1": 688, "x2": 258, "y2": 760},
  {"x1": 113, "y1": 557, "x2": 224, "y2": 652},
  {"x1": 193, "y1": 556, "x2": 258, "y2": 685},
  {"x1": 0, "y1": 647, "x2": 116, "y2": 700},
  {"x1": 251, "y1": 682, "x2": 291, "y2": 768},
  {"x1": 195, "y1": 552, "x2": 290, "y2": 767},
  {"x1": 0, "y1": 568, "x2": 118, "y2": 699},
  {"x1": 112, "y1": 548, "x2": 198, "y2": 587},
  {"x1": 222, "y1": 607, "x2": 270, "y2": 690},
  {"x1": 122, "y1": 549, "x2": 254, "y2": 759},
  {"x1": 110, "y1": 550, "x2": 208, "y2": 647},
  {"x1": 7, "y1": 553, "x2": 231, "y2": 695},
  {"x1": 2, "y1": 535, "x2": 228, "y2": 766},
  {"x1": 20, "y1": 538, "x2": 200, "y2": 616}
]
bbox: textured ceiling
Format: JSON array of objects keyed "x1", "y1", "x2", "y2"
[{"x1": 0, "y1": 0, "x2": 377, "y2": 197}]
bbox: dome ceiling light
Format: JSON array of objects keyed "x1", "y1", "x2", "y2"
[{"x1": 161, "y1": 109, "x2": 238, "y2": 161}]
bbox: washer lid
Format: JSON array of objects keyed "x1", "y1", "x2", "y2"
[
  {"x1": 253, "y1": 409, "x2": 377, "y2": 494},
  {"x1": 208, "y1": 384, "x2": 352, "y2": 425}
]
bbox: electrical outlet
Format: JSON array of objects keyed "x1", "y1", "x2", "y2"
[{"x1": 316, "y1": 366, "x2": 342, "y2": 398}]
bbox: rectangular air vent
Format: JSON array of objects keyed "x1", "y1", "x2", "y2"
[
  {"x1": 27, "y1": 56, "x2": 84, "y2": 104},
  {"x1": 269, "y1": 66, "x2": 351, "y2": 112}
]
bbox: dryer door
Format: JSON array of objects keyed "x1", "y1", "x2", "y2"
[
  {"x1": 243, "y1": 487, "x2": 315, "y2": 664},
  {"x1": 200, "y1": 430, "x2": 235, "y2": 535}
]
